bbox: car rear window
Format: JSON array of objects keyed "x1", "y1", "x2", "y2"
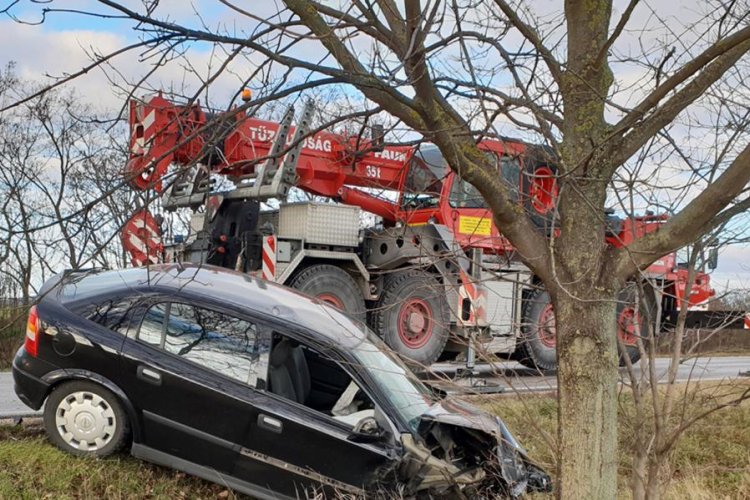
[
  {"x1": 84, "y1": 298, "x2": 140, "y2": 333},
  {"x1": 59, "y1": 268, "x2": 145, "y2": 302}
]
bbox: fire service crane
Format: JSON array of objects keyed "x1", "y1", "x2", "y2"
[{"x1": 121, "y1": 93, "x2": 746, "y2": 369}]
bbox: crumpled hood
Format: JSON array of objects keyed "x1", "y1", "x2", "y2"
[
  {"x1": 417, "y1": 399, "x2": 524, "y2": 449},
  {"x1": 403, "y1": 398, "x2": 550, "y2": 498}
]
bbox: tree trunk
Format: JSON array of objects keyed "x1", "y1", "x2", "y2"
[
  {"x1": 645, "y1": 456, "x2": 662, "y2": 499},
  {"x1": 555, "y1": 291, "x2": 620, "y2": 499}
]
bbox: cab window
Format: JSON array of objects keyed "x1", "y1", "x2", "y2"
[
  {"x1": 449, "y1": 154, "x2": 520, "y2": 208},
  {"x1": 137, "y1": 302, "x2": 270, "y2": 387},
  {"x1": 402, "y1": 146, "x2": 447, "y2": 210}
]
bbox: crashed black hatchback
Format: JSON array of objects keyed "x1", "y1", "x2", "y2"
[{"x1": 13, "y1": 264, "x2": 550, "y2": 498}]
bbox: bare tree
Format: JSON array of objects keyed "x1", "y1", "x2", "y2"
[{"x1": 0, "y1": 66, "x2": 136, "y2": 298}]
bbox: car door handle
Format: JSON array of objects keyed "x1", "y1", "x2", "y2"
[
  {"x1": 257, "y1": 414, "x2": 283, "y2": 434},
  {"x1": 137, "y1": 365, "x2": 162, "y2": 386}
]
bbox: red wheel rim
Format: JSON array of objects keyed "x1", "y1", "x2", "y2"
[
  {"x1": 317, "y1": 293, "x2": 344, "y2": 310},
  {"x1": 529, "y1": 166, "x2": 558, "y2": 214},
  {"x1": 397, "y1": 298, "x2": 434, "y2": 349},
  {"x1": 538, "y1": 303, "x2": 557, "y2": 348},
  {"x1": 618, "y1": 307, "x2": 642, "y2": 345}
]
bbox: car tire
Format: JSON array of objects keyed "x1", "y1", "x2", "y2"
[
  {"x1": 290, "y1": 264, "x2": 366, "y2": 322},
  {"x1": 516, "y1": 288, "x2": 557, "y2": 371},
  {"x1": 371, "y1": 270, "x2": 450, "y2": 368},
  {"x1": 43, "y1": 380, "x2": 130, "y2": 457}
]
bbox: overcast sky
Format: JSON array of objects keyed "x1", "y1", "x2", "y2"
[{"x1": 1, "y1": 0, "x2": 748, "y2": 292}]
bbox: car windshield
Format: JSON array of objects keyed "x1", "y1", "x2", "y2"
[{"x1": 350, "y1": 332, "x2": 434, "y2": 431}]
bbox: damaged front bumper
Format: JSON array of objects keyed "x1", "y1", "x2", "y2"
[{"x1": 396, "y1": 399, "x2": 552, "y2": 498}]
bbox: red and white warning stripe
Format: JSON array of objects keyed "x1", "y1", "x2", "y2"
[
  {"x1": 262, "y1": 235, "x2": 277, "y2": 282},
  {"x1": 744, "y1": 312, "x2": 750, "y2": 330},
  {"x1": 121, "y1": 210, "x2": 163, "y2": 267},
  {"x1": 130, "y1": 104, "x2": 157, "y2": 155},
  {"x1": 457, "y1": 270, "x2": 487, "y2": 326}
]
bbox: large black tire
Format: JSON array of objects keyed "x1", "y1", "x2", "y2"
[
  {"x1": 516, "y1": 288, "x2": 557, "y2": 371},
  {"x1": 289, "y1": 264, "x2": 366, "y2": 322},
  {"x1": 517, "y1": 285, "x2": 656, "y2": 371},
  {"x1": 371, "y1": 270, "x2": 450, "y2": 367},
  {"x1": 43, "y1": 380, "x2": 130, "y2": 457}
]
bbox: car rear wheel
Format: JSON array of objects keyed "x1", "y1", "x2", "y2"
[
  {"x1": 44, "y1": 380, "x2": 129, "y2": 457},
  {"x1": 290, "y1": 264, "x2": 366, "y2": 322},
  {"x1": 616, "y1": 283, "x2": 656, "y2": 366}
]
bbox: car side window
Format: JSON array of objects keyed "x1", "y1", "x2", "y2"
[
  {"x1": 138, "y1": 302, "x2": 270, "y2": 388},
  {"x1": 139, "y1": 303, "x2": 167, "y2": 346},
  {"x1": 266, "y1": 335, "x2": 382, "y2": 432}
]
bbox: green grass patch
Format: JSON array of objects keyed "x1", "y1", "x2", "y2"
[
  {"x1": 1, "y1": 386, "x2": 749, "y2": 499},
  {"x1": 0, "y1": 423, "x2": 242, "y2": 499}
]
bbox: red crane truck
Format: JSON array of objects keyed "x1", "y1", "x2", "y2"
[{"x1": 121, "y1": 93, "x2": 743, "y2": 369}]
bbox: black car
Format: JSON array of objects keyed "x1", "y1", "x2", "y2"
[{"x1": 13, "y1": 264, "x2": 550, "y2": 498}]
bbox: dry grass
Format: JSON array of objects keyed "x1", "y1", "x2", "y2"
[{"x1": 474, "y1": 381, "x2": 750, "y2": 499}]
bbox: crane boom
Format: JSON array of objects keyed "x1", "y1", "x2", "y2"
[{"x1": 127, "y1": 94, "x2": 412, "y2": 220}]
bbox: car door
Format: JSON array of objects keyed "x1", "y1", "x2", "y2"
[
  {"x1": 231, "y1": 338, "x2": 400, "y2": 496},
  {"x1": 119, "y1": 299, "x2": 271, "y2": 476}
]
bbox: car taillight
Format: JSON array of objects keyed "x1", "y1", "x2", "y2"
[{"x1": 25, "y1": 306, "x2": 39, "y2": 357}]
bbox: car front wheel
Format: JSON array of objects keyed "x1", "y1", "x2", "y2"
[{"x1": 43, "y1": 380, "x2": 129, "y2": 457}]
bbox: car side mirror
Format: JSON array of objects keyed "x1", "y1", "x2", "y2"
[
  {"x1": 706, "y1": 246, "x2": 719, "y2": 271},
  {"x1": 348, "y1": 416, "x2": 387, "y2": 444}
]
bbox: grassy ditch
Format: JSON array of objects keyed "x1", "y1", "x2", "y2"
[
  {"x1": 1, "y1": 383, "x2": 749, "y2": 499},
  {"x1": 0, "y1": 423, "x2": 236, "y2": 499},
  {"x1": 477, "y1": 382, "x2": 750, "y2": 500}
]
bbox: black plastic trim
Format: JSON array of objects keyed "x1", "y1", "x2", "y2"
[
  {"x1": 142, "y1": 410, "x2": 239, "y2": 452},
  {"x1": 11, "y1": 356, "x2": 50, "y2": 410},
  {"x1": 131, "y1": 443, "x2": 291, "y2": 500}
]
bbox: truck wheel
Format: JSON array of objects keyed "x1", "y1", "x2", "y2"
[
  {"x1": 371, "y1": 270, "x2": 450, "y2": 367},
  {"x1": 517, "y1": 288, "x2": 558, "y2": 371},
  {"x1": 517, "y1": 286, "x2": 656, "y2": 371},
  {"x1": 290, "y1": 264, "x2": 366, "y2": 322},
  {"x1": 616, "y1": 284, "x2": 656, "y2": 367}
]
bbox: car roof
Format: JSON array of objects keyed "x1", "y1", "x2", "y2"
[{"x1": 59, "y1": 264, "x2": 369, "y2": 348}]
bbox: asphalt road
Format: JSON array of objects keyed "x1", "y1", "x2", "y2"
[
  {"x1": 427, "y1": 356, "x2": 750, "y2": 394},
  {"x1": 1, "y1": 356, "x2": 748, "y2": 418}
]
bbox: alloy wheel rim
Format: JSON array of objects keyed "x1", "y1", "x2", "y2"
[{"x1": 56, "y1": 391, "x2": 116, "y2": 452}]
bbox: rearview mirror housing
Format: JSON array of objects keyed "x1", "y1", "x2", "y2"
[
  {"x1": 707, "y1": 246, "x2": 719, "y2": 271},
  {"x1": 348, "y1": 416, "x2": 387, "y2": 444}
]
